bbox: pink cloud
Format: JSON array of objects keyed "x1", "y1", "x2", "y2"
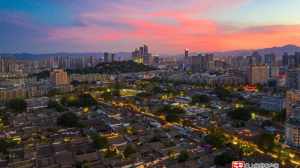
[{"x1": 47, "y1": 0, "x2": 300, "y2": 53}]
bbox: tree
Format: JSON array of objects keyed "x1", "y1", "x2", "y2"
[
  {"x1": 105, "y1": 148, "x2": 118, "y2": 158},
  {"x1": 255, "y1": 133, "x2": 276, "y2": 151},
  {"x1": 47, "y1": 88, "x2": 61, "y2": 97},
  {"x1": 48, "y1": 100, "x2": 65, "y2": 112},
  {"x1": 75, "y1": 161, "x2": 91, "y2": 168},
  {"x1": 214, "y1": 87, "x2": 231, "y2": 100},
  {"x1": 101, "y1": 91, "x2": 113, "y2": 101},
  {"x1": 151, "y1": 86, "x2": 163, "y2": 94},
  {"x1": 165, "y1": 113, "x2": 180, "y2": 123},
  {"x1": 273, "y1": 110, "x2": 286, "y2": 123},
  {"x1": 191, "y1": 94, "x2": 210, "y2": 105},
  {"x1": 157, "y1": 105, "x2": 186, "y2": 123},
  {"x1": 0, "y1": 138, "x2": 17, "y2": 154},
  {"x1": 177, "y1": 150, "x2": 189, "y2": 162},
  {"x1": 61, "y1": 95, "x2": 79, "y2": 107},
  {"x1": 214, "y1": 151, "x2": 237, "y2": 166},
  {"x1": 57, "y1": 112, "x2": 80, "y2": 127},
  {"x1": 7, "y1": 98, "x2": 27, "y2": 113},
  {"x1": 228, "y1": 108, "x2": 251, "y2": 121},
  {"x1": 30, "y1": 70, "x2": 50, "y2": 80},
  {"x1": 204, "y1": 131, "x2": 226, "y2": 148},
  {"x1": 123, "y1": 144, "x2": 136, "y2": 158},
  {"x1": 157, "y1": 105, "x2": 186, "y2": 115},
  {"x1": 78, "y1": 93, "x2": 97, "y2": 107},
  {"x1": 89, "y1": 132, "x2": 108, "y2": 150}
]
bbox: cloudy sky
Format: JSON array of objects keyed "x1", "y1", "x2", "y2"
[{"x1": 1, "y1": 0, "x2": 300, "y2": 54}]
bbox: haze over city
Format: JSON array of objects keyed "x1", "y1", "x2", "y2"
[{"x1": 1, "y1": 0, "x2": 300, "y2": 53}]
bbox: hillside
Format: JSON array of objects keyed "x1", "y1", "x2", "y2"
[
  {"x1": 68, "y1": 61, "x2": 156, "y2": 74},
  {"x1": 213, "y1": 44, "x2": 300, "y2": 57}
]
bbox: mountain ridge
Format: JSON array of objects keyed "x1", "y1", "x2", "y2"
[
  {"x1": 1, "y1": 44, "x2": 300, "y2": 60},
  {"x1": 212, "y1": 44, "x2": 300, "y2": 57}
]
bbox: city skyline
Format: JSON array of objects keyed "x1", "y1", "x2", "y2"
[{"x1": 1, "y1": 0, "x2": 300, "y2": 54}]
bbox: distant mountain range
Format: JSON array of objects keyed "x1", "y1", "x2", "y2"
[
  {"x1": 213, "y1": 44, "x2": 300, "y2": 57},
  {"x1": 1, "y1": 44, "x2": 300, "y2": 60},
  {"x1": 0, "y1": 52, "x2": 132, "y2": 60}
]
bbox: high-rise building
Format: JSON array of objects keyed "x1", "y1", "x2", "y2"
[
  {"x1": 199, "y1": 53, "x2": 214, "y2": 70},
  {"x1": 104, "y1": 52, "x2": 115, "y2": 63},
  {"x1": 270, "y1": 66, "x2": 280, "y2": 78},
  {"x1": 0, "y1": 56, "x2": 19, "y2": 73},
  {"x1": 286, "y1": 118, "x2": 300, "y2": 148},
  {"x1": 287, "y1": 69, "x2": 300, "y2": 90},
  {"x1": 132, "y1": 45, "x2": 151, "y2": 65},
  {"x1": 50, "y1": 69, "x2": 69, "y2": 86},
  {"x1": 249, "y1": 65, "x2": 270, "y2": 84},
  {"x1": 286, "y1": 90, "x2": 300, "y2": 118},
  {"x1": 264, "y1": 53, "x2": 276, "y2": 65},
  {"x1": 0, "y1": 56, "x2": 5, "y2": 73},
  {"x1": 250, "y1": 52, "x2": 263, "y2": 65},
  {"x1": 282, "y1": 52, "x2": 289, "y2": 67},
  {"x1": 184, "y1": 49, "x2": 189, "y2": 59}
]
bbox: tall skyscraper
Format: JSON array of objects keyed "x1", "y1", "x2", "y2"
[
  {"x1": 50, "y1": 69, "x2": 69, "y2": 86},
  {"x1": 132, "y1": 44, "x2": 152, "y2": 65},
  {"x1": 286, "y1": 90, "x2": 300, "y2": 118},
  {"x1": 198, "y1": 53, "x2": 214, "y2": 70},
  {"x1": 0, "y1": 56, "x2": 19, "y2": 73},
  {"x1": 282, "y1": 52, "x2": 289, "y2": 67},
  {"x1": 104, "y1": 52, "x2": 115, "y2": 63},
  {"x1": 264, "y1": 53, "x2": 276, "y2": 65},
  {"x1": 295, "y1": 52, "x2": 300, "y2": 67},
  {"x1": 249, "y1": 65, "x2": 270, "y2": 84},
  {"x1": 250, "y1": 52, "x2": 263, "y2": 65},
  {"x1": 286, "y1": 118, "x2": 300, "y2": 148},
  {"x1": 287, "y1": 69, "x2": 300, "y2": 90},
  {"x1": 184, "y1": 49, "x2": 189, "y2": 59}
]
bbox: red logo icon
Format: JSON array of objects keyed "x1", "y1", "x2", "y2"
[{"x1": 232, "y1": 161, "x2": 245, "y2": 168}]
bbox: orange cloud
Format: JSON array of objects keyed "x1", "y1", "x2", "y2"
[{"x1": 48, "y1": 0, "x2": 300, "y2": 53}]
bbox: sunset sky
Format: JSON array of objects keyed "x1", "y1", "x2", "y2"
[{"x1": 1, "y1": 0, "x2": 300, "y2": 54}]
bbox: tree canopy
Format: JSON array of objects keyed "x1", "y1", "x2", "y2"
[
  {"x1": 177, "y1": 150, "x2": 189, "y2": 162},
  {"x1": 255, "y1": 133, "x2": 276, "y2": 151},
  {"x1": 191, "y1": 94, "x2": 210, "y2": 105},
  {"x1": 48, "y1": 100, "x2": 65, "y2": 112},
  {"x1": 214, "y1": 151, "x2": 237, "y2": 166},
  {"x1": 123, "y1": 144, "x2": 136, "y2": 158},
  {"x1": 89, "y1": 132, "x2": 108, "y2": 150},
  {"x1": 204, "y1": 131, "x2": 226, "y2": 148},
  {"x1": 57, "y1": 112, "x2": 81, "y2": 128},
  {"x1": 214, "y1": 87, "x2": 232, "y2": 100},
  {"x1": 67, "y1": 61, "x2": 156, "y2": 74},
  {"x1": 6, "y1": 98, "x2": 27, "y2": 113},
  {"x1": 157, "y1": 105, "x2": 186, "y2": 123},
  {"x1": 61, "y1": 94, "x2": 97, "y2": 107},
  {"x1": 228, "y1": 108, "x2": 252, "y2": 121}
]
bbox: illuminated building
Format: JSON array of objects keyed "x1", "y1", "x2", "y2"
[
  {"x1": 184, "y1": 49, "x2": 189, "y2": 59},
  {"x1": 264, "y1": 53, "x2": 276, "y2": 65},
  {"x1": 249, "y1": 51, "x2": 263, "y2": 65},
  {"x1": 244, "y1": 85, "x2": 257, "y2": 92},
  {"x1": 249, "y1": 65, "x2": 270, "y2": 84},
  {"x1": 132, "y1": 45, "x2": 152, "y2": 65},
  {"x1": 260, "y1": 96, "x2": 284, "y2": 112},
  {"x1": 243, "y1": 85, "x2": 258, "y2": 92},
  {"x1": 286, "y1": 118, "x2": 300, "y2": 148},
  {"x1": 287, "y1": 68, "x2": 300, "y2": 90},
  {"x1": 286, "y1": 90, "x2": 300, "y2": 118},
  {"x1": 50, "y1": 69, "x2": 69, "y2": 86}
]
